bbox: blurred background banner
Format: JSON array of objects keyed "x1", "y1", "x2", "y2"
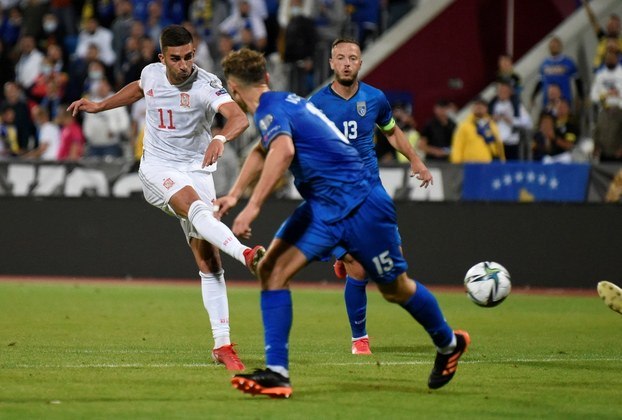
[{"x1": 462, "y1": 162, "x2": 591, "y2": 202}]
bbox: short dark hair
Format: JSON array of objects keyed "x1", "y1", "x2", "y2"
[
  {"x1": 331, "y1": 37, "x2": 360, "y2": 52},
  {"x1": 221, "y1": 48, "x2": 267, "y2": 85},
  {"x1": 160, "y1": 24, "x2": 193, "y2": 51}
]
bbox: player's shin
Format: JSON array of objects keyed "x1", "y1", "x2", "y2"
[
  {"x1": 401, "y1": 281, "x2": 456, "y2": 353},
  {"x1": 188, "y1": 200, "x2": 247, "y2": 264},
  {"x1": 344, "y1": 276, "x2": 368, "y2": 339},
  {"x1": 200, "y1": 270, "x2": 230, "y2": 348},
  {"x1": 261, "y1": 289, "x2": 292, "y2": 378}
]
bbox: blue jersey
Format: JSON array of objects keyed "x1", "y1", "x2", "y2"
[
  {"x1": 539, "y1": 55, "x2": 578, "y2": 104},
  {"x1": 255, "y1": 91, "x2": 371, "y2": 224},
  {"x1": 309, "y1": 82, "x2": 394, "y2": 184}
]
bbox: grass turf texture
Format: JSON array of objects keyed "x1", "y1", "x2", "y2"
[{"x1": 1, "y1": 280, "x2": 620, "y2": 419}]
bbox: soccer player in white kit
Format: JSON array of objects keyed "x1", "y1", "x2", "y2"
[{"x1": 67, "y1": 25, "x2": 265, "y2": 371}]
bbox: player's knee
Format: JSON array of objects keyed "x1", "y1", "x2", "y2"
[{"x1": 377, "y1": 274, "x2": 415, "y2": 304}]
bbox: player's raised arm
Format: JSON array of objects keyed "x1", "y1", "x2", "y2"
[
  {"x1": 67, "y1": 80, "x2": 144, "y2": 116},
  {"x1": 213, "y1": 142, "x2": 266, "y2": 219},
  {"x1": 231, "y1": 135, "x2": 294, "y2": 237},
  {"x1": 202, "y1": 101, "x2": 249, "y2": 168}
]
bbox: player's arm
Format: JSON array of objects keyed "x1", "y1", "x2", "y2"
[
  {"x1": 382, "y1": 123, "x2": 433, "y2": 188},
  {"x1": 203, "y1": 101, "x2": 250, "y2": 167},
  {"x1": 67, "y1": 80, "x2": 144, "y2": 116},
  {"x1": 213, "y1": 142, "x2": 267, "y2": 218},
  {"x1": 231, "y1": 135, "x2": 294, "y2": 238}
]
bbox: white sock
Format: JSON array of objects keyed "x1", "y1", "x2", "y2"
[
  {"x1": 267, "y1": 365, "x2": 289, "y2": 378},
  {"x1": 200, "y1": 270, "x2": 231, "y2": 349},
  {"x1": 438, "y1": 333, "x2": 457, "y2": 355},
  {"x1": 188, "y1": 200, "x2": 247, "y2": 264}
]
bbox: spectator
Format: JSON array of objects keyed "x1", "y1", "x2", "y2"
[
  {"x1": 14, "y1": 34, "x2": 45, "y2": 92},
  {"x1": 75, "y1": 17, "x2": 116, "y2": 67},
  {"x1": 344, "y1": 0, "x2": 380, "y2": 48},
  {"x1": 531, "y1": 112, "x2": 557, "y2": 161},
  {"x1": 582, "y1": 0, "x2": 622, "y2": 71},
  {"x1": 56, "y1": 106, "x2": 85, "y2": 161},
  {"x1": 83, "y1": 60, "x2": 110, "y2": 98},
  {"x1": 392, "y1": 103, "x2": 422, "y2": 163},
  {"x1": 144, "y1": 0, "x2": 172, "y2": 46},
  {"x1": 590, "y1": 50, "x2": 622, "y2": 162},
  {"x1": 122, "y1": 36, "x2": 157, "y2": 86},
  {"x1": 30, "y1": 56, "x2": 68, "y2": 104},
  {"x1": 553, "y1": 98, "x2": 579, "y2": 153},
  {"x1": 540, "y1": 83, "x2": 563, "y2": 117},
  {"x1": 282, "y1": 0, "x2": 317, "y2": 96},
  {"x1": 82, "y1": 78, "x2": 130, "y2": 159},
  {"x1": 22, "y1": 105, "x2": 61, "y2": 161},
  {"x1": 0, "y1": 40, "x2": 15, "y2": 99},
  {"x1": 219, "y1": 0, "x2": 267, "y2": 51},
  {"x1": 418, "y1": 99, "x2": 456, "y2": 161},
  {"x1": 39, "y1": 12, "x2": 65, "y2": 51},
  {"x1": 1, "y1": 81, "x2": 36, "y2": 153},
  {"x1": 277, "y1": 0, "x2": 315, "y2": 29},
  {"x1": 66, "y1": 43, "x2": 103, "y2": 102},
  {"x1": 496, "y1": 54, "x2": 523, "y2": 117},
  {"x1": 46, "y1": 43, "x2": 66, "y2": 74},
  {"x1": 532, "y1": 100, "x2": 577, "y2": 162},
  {"x1": 50, "y1": 0, "x2": 79, "y2": 37},
  {"x1": 1, "y1": 6, "x2": 23, "y2": 49},
  {"x1": 110, "y1": 0, "x2": 135, "y2": 79},
  {"x1": 0, "y1": 106, "x2": 19, "y2": 156},
  {"x1": 449, "y1": 98, "x2": 505, "y2": 163},
  {"x1": 531, "y1": 36, "x2": 584, "y2": 112},
  {"x1": 488, "y1": 80, "x2": 532, "y2": 160}
]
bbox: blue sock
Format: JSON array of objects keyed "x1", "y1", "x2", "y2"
[
  {"x1": 344, "y1": 275, "x2": 368, "y2": 339},
  {"x1": 401, "y1": 281, "x2": 453, "y2": 349},
  {"x1": 261, "y1": 290, "x2": 293, "y2": 370}
]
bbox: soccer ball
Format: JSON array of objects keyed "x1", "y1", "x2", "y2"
[{"x1": 464, "y1": 261, "x2": 511, "y2": 307}]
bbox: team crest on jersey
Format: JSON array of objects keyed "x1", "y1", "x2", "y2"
[
  {"x1": 209, "y1": 79, "x2": 222, "y2": 89},
  {"x1": 259, "y1": 114, "x2": 273, "y2": 132},
  {"x1": 180, "y1": 93, "x2": 190, "y2": 108},
  {"x1": 356, "y1": 101, "x2": 366, "y2": 116},
  {"x1": 163, "y1": 177, "x2": 175, "y2": 190}
]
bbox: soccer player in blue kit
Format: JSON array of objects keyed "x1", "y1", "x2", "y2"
[
  {"x1": 309, "y1": 38, "x2": 432, "y2": 355},
  {"x1": 215, "y1": 48, "x2": 470, "y2": 398}
]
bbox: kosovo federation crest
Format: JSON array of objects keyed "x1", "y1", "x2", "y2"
[
  {"x1": 180, "y1": 92, "x2": 190, "y2": 108},
  {"x1": 356, "y1": 101, "x2": 366, "y2": 116}
]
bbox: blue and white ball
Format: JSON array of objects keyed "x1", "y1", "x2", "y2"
[{"x1": 464, "y1": 261, "x2": 511, "y2": 307}]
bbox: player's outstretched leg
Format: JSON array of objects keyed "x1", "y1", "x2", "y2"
[
  {"x1": 397, "y1": 279, "x2": 469, "y2": 389},
  {"x1": 597, "y1": 281, "x2": 622, "y2": 315},
  {"x1": 188, "y1": 200, "x2": 265, "y2": 274},
  {"x1": 344, "y1": 276, "x2": 372, "y2": 355}
]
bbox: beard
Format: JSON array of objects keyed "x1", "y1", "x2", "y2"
[{"x1": 335, "y1": 75, "x2": 355, "y2": 87}]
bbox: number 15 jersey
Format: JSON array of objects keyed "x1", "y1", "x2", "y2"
[{"x1": 139, "y1": 63, "x2": 234, "y2": 172}]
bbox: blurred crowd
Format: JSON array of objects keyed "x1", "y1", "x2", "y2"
[
  {"x1": 0, "y1": 0, "x2": 416, "y2": 165},
  {"x1": 0, "y1": 0, "x2": 621, "y2": 171}
]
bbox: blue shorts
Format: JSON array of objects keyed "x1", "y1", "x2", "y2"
[{"x1": 276, "y1": 184, "x2": 407, "y2": 284}]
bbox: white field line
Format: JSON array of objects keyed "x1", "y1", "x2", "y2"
[{"x1": 5, "y1": 357, "x2": 620, "y2": 369}]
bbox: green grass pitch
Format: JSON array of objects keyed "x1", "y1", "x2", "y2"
[{"x1": 1, "y1": 280, "x2": 620, "y2": 419}]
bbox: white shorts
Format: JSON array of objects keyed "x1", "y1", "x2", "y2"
[{"x1": 138, "y1": 159, "x2": 216, "y2": 243}]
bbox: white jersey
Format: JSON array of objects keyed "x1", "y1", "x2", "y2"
[{"x1": 139, "y1": 63, "x2": 234, "y2": 172}]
